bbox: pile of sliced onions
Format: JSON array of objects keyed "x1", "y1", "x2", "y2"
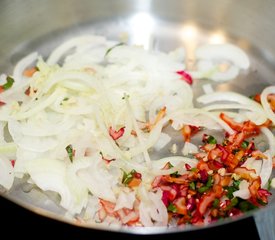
[{"x1": 0, "y1": 35, "x2": 273, "y2": 228}]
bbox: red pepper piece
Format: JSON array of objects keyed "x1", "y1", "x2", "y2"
[
  {"x1": 197, "y1": 191, "x2": 216, "y2": 215},
  {"x1": 176, "y1": 70, "x2": 193, "y2": 85},
  {"x1": 109, "y1": 126, "x2": 125, "y2": 140}
]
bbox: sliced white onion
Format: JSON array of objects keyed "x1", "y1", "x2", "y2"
[
  {"x1": 13, "y1": 52, "x2": 38, "y2": 84},
  {"x1": 114, "y1": 190, "x2": 136, "y2": 211},
  {"x1": 260, "y1": 86, "x2": 275, "y2": 125},
  {"x1": 233, "y1": 180, "x2": 250, "y2": 199},
  {"x1": 151, "y1": 156, "x2": 198, "y2": 171},
  {"x1": 196, "y1": 43, "x2": 250, "y2": 69},
  {"x1": 65, "y1": 157, "x2": 90, "y2": 214},
  {"x1": 242, "y1": 157, "x2": 262, "y2": 176},
  {"x1": 182, "y1": 142, "x2": 198, "y2": 156},
  {"x1": 259, "y1": 151, "x2": 273, "y2": 188},
  {"x1": 168, "y1": 108, "x2": 234, "y2": 134},
  {"x1": 47, "y1": 35, "x2": 106, "y2": 65},
  {"x1": 153, "y1": 132, "x2": 171, "y2": 151},
  {"x1": 77, "y1": 154, "x2": 117, "y2": 202},
  {"x1": 0, "y1": 156, "x2": 14, "y2": 189},
  {"x1": 25, "y1": 158, "x2": 73, "y2": 210},
  {"x1": 202, "y1": 103, "x2": 267, "y2": 125},
  {"x1": 202, "y1": 83, "x2": 214, "y2": 94},
  {"x1": 138, "y1": 185, "x2": 168, "y2": 226},
  {"x1": 261, "y1": 127, "x2": 275, "y2": 156},
  {"x1": 15, "y1": 88, "x2": 66, "y2": 120},
  {"x1": 197, "y1": 91, "x2": 261, "y2": 106}
]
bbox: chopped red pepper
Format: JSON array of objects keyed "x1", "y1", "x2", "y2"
[
  {"x1": 99, "y1": 152, "x2": 115, "y2": 164},
  {"x1": 176, "y1": 70, "x2": 193, "y2": 85},
  {"x1": 10, "y1": 159, "x2": 15, "y2": 168},
  {"x1": 109, "y1": 126, "x2": 125, "y2": 140},
  {"x1": 181, "y1": 125, "x2": 200, "y2": 142},
  {"x1": 197, "y1": 191, "x2": 216, "y2": 215},
  {"x1": 151, "y1": 117, "x2": 272, "y2": 226}
]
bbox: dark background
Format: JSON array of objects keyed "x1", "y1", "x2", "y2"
[{"x1": 0, "y1": 196, "x2": 260, "y2": 240}]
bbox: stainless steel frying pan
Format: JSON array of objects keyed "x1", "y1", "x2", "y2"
[{"x1": 0, "y1": 0, "x2": 274, "y2": 238}]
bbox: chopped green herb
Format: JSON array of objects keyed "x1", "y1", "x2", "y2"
[
  {"x1": 233, "y1": 180, "x2": 241, "y2": 189},
  {"x1": 122, "y1": 169, "x2": 136, "y2": 185},
  {"x1": 267, "y1": 179, "x2": 272, "y2": 191},
  {"x1": 3, "y1": 76, "x2": 14, "y2": 90},
  {"x1": 212, "y1": 198, "x2": 220, "y2": 208},
  {"x1": 105, "y1": 42, "x2": 125, "y2": 57},
  {"x1": 189, "y1": 181, "x2": 196, "y2": 190},
  {"x1": 122, "y1": 93, "x2": 130, "y2": 100},
  {"x1": 225, "y1": 197, "x2": 238, "y2": 210},
  {"x1": 241, "y1": 140, "x2": 249, "y2": 149},
  {"x1": 65, "y1": 144, "x2": 74, "y2": 162},
  {"x1": 167, "y1": 162, "x2": 174, "y2": 168},
  {"x1": 225, "y1": 180, "x2": 240, "y2": 199},
  {"x1": 198, "y1": 176, "x2": 213, "y2": 193},
  {"x1": 206, "y1": 176, "x2": 213, "y2": 187},
  {"x1": 198, "y1": 185, "x2": 210, "y2": 193},
  {"x1": 60, "y1": 97, "x2": 69, "y2": 105},
  {"x1": 170, "y1": 171, "x2": 181, "y2": 178},
  {"x1": 207, "y1": 135, "x2": 217, "y2": 144},
  {"x1": 167, "y1": 203, "x2": 177, "y2": 213},
  {"x1": 238, "y1": 200, "x2": 258, "y2": 212}
]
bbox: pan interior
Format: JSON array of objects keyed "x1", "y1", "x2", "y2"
[{"x1": 1, "y1": 15, "x2": 275, "y2": 234}]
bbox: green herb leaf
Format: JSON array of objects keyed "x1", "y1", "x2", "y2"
[
  {"x1": 65, "y1": 144, "x2": 74, "y2": 162},
  {"x1": 3, "y1": 76, "x2": 14, "y2": 90},
  {"x1": 206, "y1": 176, "x2": 213, "y2": 187},
  {"x1": 225, "y1": 197, "x2": 238, "y2": 210},
  {"x1": 207, "y1": 135, "x2": 217, "y2": 144},
  {"x1": 241, "y1": 140, "x2": 249, "y2": 149},
  {"x1": 267, "y1": 179, "x2": 272, "y2": 191},
  {"x1": 212, "y1": 198, "x2": 219, "y2": 208},
  {"x1": 197, "y1": 176, "x2": 213, "y2": 193},
  {"x1": 170, "y1": 171, "x2": 181, "y2": 178},
  {"x1": 105, "y1": 42, "x2": 125, "y2": 57},
  {"x1": 167, "y1": 203, "x2": 177, "y2": 213},
  {"x1": 225, "y1": 180, "x2": 240, "y2": 199},
  {"x1": 238, "y1": 200, "x2": 258, "y2": 212},
  {"x1": 167, "y1": 162, "x2": 174, "y2": 168},
  {"x1": 122, "y1": 169, "x2": 136, "y2": 185},
  {"x1": 233, "y1": 179, "x2": 241, "y2": 188},
  {"x1": 189, "y1": 181, "x2": 196, "y2": 190},
  {"x1": 198, "y1": 185, "x2": 210, "y2": 193}
]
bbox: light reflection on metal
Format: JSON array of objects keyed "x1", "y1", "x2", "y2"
[
  {"x1": 180, "y1": 24, "x2": 199, "y2": 41},
  {"x1": 209, "y1": 31, "x2": 226, "y2": 44},
  {"x1": 129, "y1": 12, "x2": 155, "y2": 49},
  {"x1": 180, "y1": 23, "x2": 199, "y2": 70}
]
